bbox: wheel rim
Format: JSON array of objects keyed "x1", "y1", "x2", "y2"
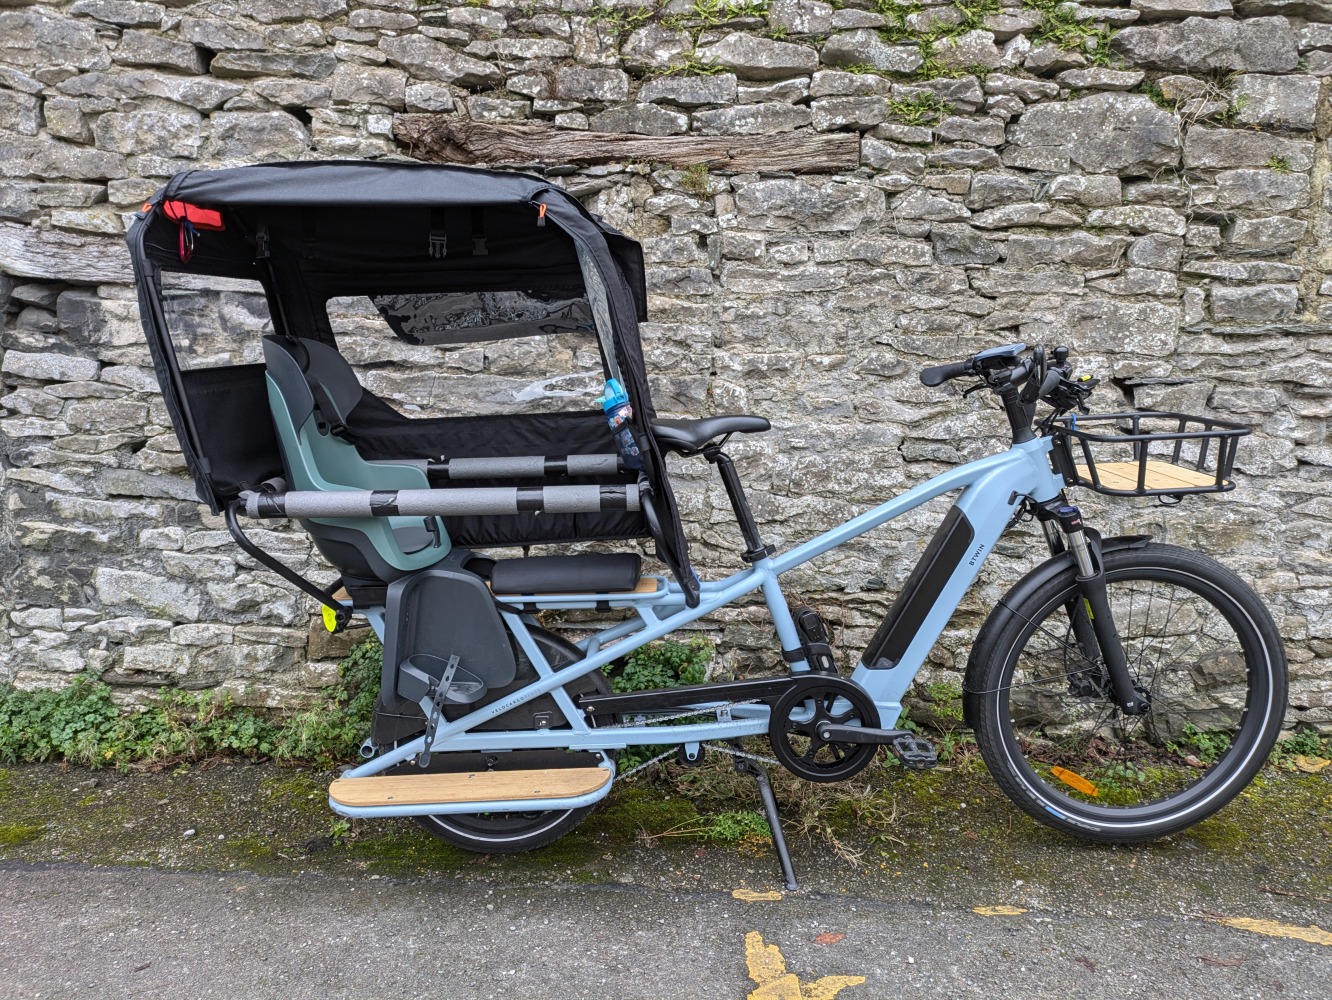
[{"x1": 993, "y1": 564, "x2": 1274, "y2": 824}]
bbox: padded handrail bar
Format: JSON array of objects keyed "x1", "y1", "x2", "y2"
[
  {"x1": 426, "y1": 453, "x2": 623, "y2": 482},
  {"x1": 241, "y1": 484, "x2": 642, "y2": 520}
]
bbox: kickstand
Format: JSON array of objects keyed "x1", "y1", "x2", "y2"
[{"x1": 729, "y1": 745, "x2": 799, "y2": 892}]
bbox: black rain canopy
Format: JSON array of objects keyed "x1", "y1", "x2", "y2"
[{"x1": 127, "y1": 160, "x2": 697, "y2": 603}]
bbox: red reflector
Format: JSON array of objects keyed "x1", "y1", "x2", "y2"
[{"x1": 161, "y1": 200, "x2": 225, "y2": 231}]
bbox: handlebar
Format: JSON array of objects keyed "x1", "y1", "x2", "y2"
[{"x1": 919, "y1": 358, "x2": 975, "y2": 387}]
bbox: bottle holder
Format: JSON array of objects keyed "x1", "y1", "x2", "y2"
[{"x1": 1051, "y1": 411, "x2": 1251, "y2": 498}]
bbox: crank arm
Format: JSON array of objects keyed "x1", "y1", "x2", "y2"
[{"x1": 814, "y1": 724, "x2": 915, "y2": 744}]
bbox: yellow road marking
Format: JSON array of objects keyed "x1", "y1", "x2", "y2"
[
  {"x1": 745, "y1": 932, "x2": 866, "y2": 1000},
  {"x1": 733, "y1": 889, "x2": 783, "y2": 903},
  {"x1": 1216, "y1": 917, "x2": 1332, "y2": 946},
  {"x1": 973, "y1": 905, "x2": 1029, "y2": 916}
]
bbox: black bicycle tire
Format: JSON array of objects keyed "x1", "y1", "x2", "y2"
[
  {"x1": 965, "y1": 543, "x2": 1287, "y2": 843},
  {"x1": 414, "y1": 628, "x2": 607, "y2": 855}
]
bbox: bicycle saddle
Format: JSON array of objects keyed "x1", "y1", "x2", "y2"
[{"x1": 651, "y1": 415, "x2": 771, "y2": 455}]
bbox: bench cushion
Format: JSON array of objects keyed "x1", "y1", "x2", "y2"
[{"x1": 490, "y1": 553, "x2": 642, "y2": 595}]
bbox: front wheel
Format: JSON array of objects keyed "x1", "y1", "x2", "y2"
[{"x1": 966, "y1": 543, "x2": 1287, "y2": 843}]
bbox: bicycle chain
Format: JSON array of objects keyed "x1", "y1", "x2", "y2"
[{"x1": 592, "y1": 697, "x2": 782, "y2": 779}]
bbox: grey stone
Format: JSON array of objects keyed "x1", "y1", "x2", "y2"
[
  {"x1": 810, "y1": 70, "x2": 892, "y2": 99},
  {"x1": 211, "y1": 51, "x2": 337, "y2": 80},
  {"x1": 589, "y1": 103, "x2": 689, "y2": 136},
  {"x1": 640, "y1": 74, "x2": 737, "y2": 107},
  {"x1": 890, "y1": 188, "x2": 971, "y2": 222},
  {"x1": 112, "y1": 29, "x2": 204, "y2": 73},
  {"x1": 1057, "y1": 299, "x2": 1179, "y2": 358},
  {"x1": 552, "y1": 66, "x2": 629, "y2": 102},
  {"x1": 926, "y1": 147, "x2": 1003, "y2": 170},
  {"x1": 41, "y1": 97, "x2": 93, "y2": 143},
  {"x1": 966, "y1": 174, "x2": 1037, "y2": 209},
  {"x1": 1055, "y1": 68, "x2": 1145, "y2": 90},
  {"x1": 1186, "y1": 223, "x2": 1223, "y2": 247},
  {"x1": 94, "y1": 567, "x2": 200, "y2": 621},
  {"x1": 1234, "y1": 0, "x2": 1332, "y2": 15},
  {"x1": 1215, "y1": 169, "x2": 1311, "y2": 212},
  {"x1": 0, "y1": 133, "x2": 127, "y2": 181},
  {"x1": 462, "y1": 37, "x2": 571, "y2": 60},
  {"x1": 1130, "y1": 0, "x2": 1233, "y2": 16},
  {"x1": 330, "y1": 64, "x2": 407, "y2": 108},
  {"x1": 770, "y1": 0, "x2": 833, "y2": 35},
  {"x1": 621, "y1": 25, "x2": 692, "y2": 72},
  {"x1": 1086, "y1": 267, "x2": 1178, "y2": 296},
  {"x1": 1211, "y1": 284, "x2": 1299, "y2": 322},
  {"x1": 971, "y1": 269, "x2": 1085, "y2": 296},
  {"x1": 933, "y1": 116, "x2": 1006, "y2": 146},
  {"x1": 241, "y1": 0, "x2": 346, "y2": 24},
  {"x1": 1023, "y1": 43, "x2": 1087, "y2": 75},
  {"x1": 1086, "y1": 205, "x2": 1187, "y2": 235},
  {"x1": 821, "y1": 30, "x2": 923, "y2": 74},
  {"x1": 205, "y1": 112, "x2": 310, "y2": 161},
  {"x1": 984, "y1": 73, "x2": 1060, "y2": 102},
  {"x1": 1183, "y1": 260, "x2": 1304, "y2": 281},
  {"x1": 930, "y1": 223, "x2": 1001, "y2": 264},
  {"x1": 737, "y1": 78, "x2": 810, "y2": 104},
  {"x1": 1157, "y1": 75, "x2": 1207, "y2": 101},
  {"x1": 185, "y1": 30, "x2": 272, "y2": 70},
  {"x1": 1110, "y1": 16, "x2": 1299, "y2": 73},
  {"x1": 1127, "y1": 234, "x2": 1184, "y2": 270},
  {"x1": 933, "y1": 30, "x2": 1003, "y2": 72},
  {"x1": 693, "y1": 103, "x2": 811, "y2": 135},
  {"x1": 0, "y1": 9, "x2": 112, "y2": 71},
  {"x1": 0, "y1": 66, "x2": 43, "y2": 96},
  {"x1": 903, "y1": 78, "x2": 985, "y2": 113},
  {"x1": 1006, "y1": 232, "x2": 1130, "y2": 268},
  {"x1": 695, "y1": 32, "x2": 818, "y2": 81},
  {"x1": 464, "y1": 96, "x2": 529, "y2": 122},
  {"x1": 984, "y1": 11, "x2": 1044, "y2": 40},
  {"x1": 69, "y1": 1, "x2": 164, "y2": 27},
  {"x1": 810, "y1": 96, "x2": 886, "y2": 131},
  {"x1": 378, "y1": 35, "x2": 502, "y2": 87},
  {"x1": 93, "y1": 110, "x2": 204, "y2": 157},
  {"x1": 446, "y1": 5, "x2": 505, "y2": 32},
  {"x1": 1, "y1": 351, "x2": 100, "y2": 382},
  {"x1": 1225, "y1": 215, "x2": 1308, "y2": 249},
  {"x1": 1004, "y1": 92, "x2": 1180, "y2": 175},
  {"x1": 349, "y1": 9, "x2": 417, "y2": 30},
  {"x1": 254, "y1": 78, "x2": 333, "y2": 109},
  {"x1": 831, "y1": 8, "x2": 886, "y2": 28},
  {"x1": 861, "y1": 137, "x2": 927, "y2": 175},
  {"x1": 971, "y1": 202, "x2": 1081, "y2": 228},
  {"x1": 0, "y1": 90, "x2": 41, "y2": 137},
  {"x1": 332, "y1": 41, "x2": 386, "y2": 67},
  {"x1": 1231, "y1": 74, "x2": 1321, "y2": 130},
  {"x1": 734, "y1": 178, "x2": 884, "y2": 231},
  {"x1": 1047, "y1": 174, "x2": 1122, "y2": 206},
  {"x1": 1183, "y1": 128, "x2": 1314, "y2": 170},
  {"x1": 871, "y1": 122, "x2": 935, "y2": 145},
  {"x1": 403, "y1": 82, "x2": 455, "y2": 113},
  {"x1": 1298, "y1": 24, "x2": 1332, "y2": 50}
]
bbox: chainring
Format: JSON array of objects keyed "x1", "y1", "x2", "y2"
[{"x1": 767, "y1": 677, "x2": 880, "y2": 782}]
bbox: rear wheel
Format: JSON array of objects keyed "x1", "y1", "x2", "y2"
[
  {"x1": 966, "y1": 543, "x2": 1286, "y2": 843},
  {"x1": 384, "y1": 627, "x2": 610, "y2": 854}
]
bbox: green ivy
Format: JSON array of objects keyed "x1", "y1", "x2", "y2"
[{"x1": 605, "y1": 637, "x2": 712, "y2": 694}]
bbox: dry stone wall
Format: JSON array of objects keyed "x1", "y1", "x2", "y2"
[{"x1": 1, "y1": 0, "x2": 1330, "y2": 727}]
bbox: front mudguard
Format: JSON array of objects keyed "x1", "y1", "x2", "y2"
[{"x1": 961, "y1": 533, "x2": 1152, "y2": 729}]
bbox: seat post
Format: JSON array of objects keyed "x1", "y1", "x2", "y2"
[{"x1": 703, "y1": 444, "x2": 774, "y2": 563}]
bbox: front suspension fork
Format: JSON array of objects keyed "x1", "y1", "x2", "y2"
[{"x1": 1040, "y1": 503, "x2": 1147, "y2": 716}]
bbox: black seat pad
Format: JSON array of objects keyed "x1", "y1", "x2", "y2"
[
  {"x1": 651, "y1": 415, "x2": 770, "y2": 454},
  {"x1": 490, "y1": 553, "x2": 642, "y2": 594}
]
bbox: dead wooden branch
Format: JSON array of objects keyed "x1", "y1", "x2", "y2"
[{"x1": 393, "y1": 116, "x2": 861, "y2": 174}]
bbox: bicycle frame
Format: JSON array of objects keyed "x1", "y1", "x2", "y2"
[{"x1": 344, "y1": 434, "x2": 1067, "y2": 792}]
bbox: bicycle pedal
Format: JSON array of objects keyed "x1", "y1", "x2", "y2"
[{"x1": 888, "y1": 733, "x2": 938, "y2": 770}]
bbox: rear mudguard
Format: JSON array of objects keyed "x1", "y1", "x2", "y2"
[{"x1": 961, "y1": 533, "x2": 1152, "y2": 729}]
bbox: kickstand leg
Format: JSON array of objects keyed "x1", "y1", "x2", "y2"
[{"x1": 731, "y1": 751, "x2": 799, "y2": 892}]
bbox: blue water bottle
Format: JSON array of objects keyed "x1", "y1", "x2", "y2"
[{"x1": 601, "y1": 378, "x2": 644, "y2": 470}]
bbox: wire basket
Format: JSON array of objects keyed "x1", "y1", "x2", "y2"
[{"x1": 1051, "y1": 411, "x2": 1251, "y2": 498}]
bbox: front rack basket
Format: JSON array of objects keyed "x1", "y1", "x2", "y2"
[{"x1": 1050, "y1": 411, "x2": 1251, "y2": 499}]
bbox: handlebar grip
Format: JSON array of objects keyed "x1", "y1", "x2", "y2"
[{"x1": 920, "y1": 359, "x2": 974, "y2": 387}]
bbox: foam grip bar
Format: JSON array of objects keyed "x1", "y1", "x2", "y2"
[
  {"x1": 427, "y1": 453, "x2": 622, "y2": 480},
  {"x1": 243, "y1": 484, "x2": 641, "y2": 519}
]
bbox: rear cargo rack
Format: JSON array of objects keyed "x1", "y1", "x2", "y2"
[{"x1": 1051, "y1": 411, "x2": 1251, "y2": 498}]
